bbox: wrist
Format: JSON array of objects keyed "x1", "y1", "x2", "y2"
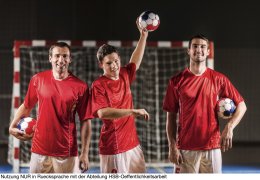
[
  {"x1": 80, "y1": 150, "x2": 89, "y2": 156},
  {"x1": 140, "y1": 33, "x2": 148, "y2": 39},
  {"x1": 169, "y1": 142, "x2": 177, "y2": 149},
  {"x1": 131, "y1": 109, "x2": 137, "y2": 115},
  {"x1": 227, "y1": 121, "x2": 235, "y2": 131}
]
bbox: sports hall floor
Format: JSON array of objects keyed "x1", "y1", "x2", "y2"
[{"x1": 0, "y1": 164, "x2": 260, "y2": 173}]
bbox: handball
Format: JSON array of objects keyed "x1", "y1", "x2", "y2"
[
  {"x1": 138, "y1": 11, "x2": 160, "y2": 32},
  {"x1": 17, "y1": 117, "x2": 37, "y2": 135},
  {"x1": 217, "y1": 98, "x2": 236, "y2": 119}
]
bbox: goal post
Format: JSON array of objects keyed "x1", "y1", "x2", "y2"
[{"x1": 9, "y1": 40, "x2": 214, "y2": 172}]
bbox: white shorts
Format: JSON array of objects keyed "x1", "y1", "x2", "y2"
[
  {"x1": 29, "y1": 152, "x2": 80, "y2": 173},
  {"x1": 100, "y1": 145, "x2": 146, "y2": 173},
  {"x1": 174, "y1": 149, "x2": 222, "y2": 173}
]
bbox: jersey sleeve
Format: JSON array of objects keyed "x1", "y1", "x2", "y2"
[
  {"x1": 220, "y1": 75, "x2": 244, "y2": 105},
  {"x1": 76, "y1": 84, "x2": 91, "y2": 121},
  {"x1": 89, "y1": 81, "x2": 110, "y2": 118},
  {"x1": 125, "y1": 63, "x2": 136, "y2": 84},
  {"x1": 24, "y1": 75, "x2": 38, "y2": 109},
  {"x1": 163, "y1": 79, "x2": 179, "y2": 113}
]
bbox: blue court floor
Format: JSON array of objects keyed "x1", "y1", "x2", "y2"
[{"x1": 0, "y1": 164, "x2": 260, "y2": 173}]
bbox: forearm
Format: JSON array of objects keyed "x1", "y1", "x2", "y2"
[
  {"x1": 97, "y1": 108, "x2": 134, "y2": 120},
  {"x1": 80, "y1": 120, "x2": 91, "y2": 155},
  {"x1": 226, "y1": 101, "x2": 247, "y2": 130},
  {"x1": 130, "y1": 34, "x2": 148, "y2": 70},
  {"x1": 166, "y1": 112, "x2": 178, "y2": 148},
  {"x1": 10, "y1": 103, "x2": 31, "y2": 128}
]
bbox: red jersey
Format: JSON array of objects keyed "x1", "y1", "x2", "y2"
[
  {"x1": 163, "y1": 68, "x2": 244, "y2": 150},
  {"x1": 90, "y1": 63, "x2": 139, "y2": 155},
  {"x1": 24, "y1": 70, "x2": 89, "y2": 157}
]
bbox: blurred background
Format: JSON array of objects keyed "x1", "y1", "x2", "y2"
[{"x1": 0, "y1": 0, "x2": 259, "y2": 171}]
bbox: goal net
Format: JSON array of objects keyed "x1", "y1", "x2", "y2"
[{"x1": 9, "y1": 40, "x2": 214, "y2": 172}]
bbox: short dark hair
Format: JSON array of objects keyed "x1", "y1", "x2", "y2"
[
  {"x1": 49, "y1": 41, "x2": 71, "y2": 57},
  {"x1": 188, "y1": 34, "x2": 209, "y2": 48},
  {"x1": 96, "y1": 44, "x2": 118, "y2": 62}
]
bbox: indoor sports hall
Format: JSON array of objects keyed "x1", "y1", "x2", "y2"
[{"x1": 0, "y1": 0, "x2": 260, "y2": 174}]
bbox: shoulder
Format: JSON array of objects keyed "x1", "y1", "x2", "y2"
[
  {"x1": 126, "y1": 62, "x2": 136, "y2": 70},
  {"x1": 120, "y1": 63, "x2": 136, "y2": 73},
  {"x1": 169, "y1": 68, "x2": 187, "y2": 84},
  {"x1": 90, "y1": 76, "x2": 108, "y2": 95},
  {"x1": 31, "y1": 70, "x2": 51, "y2": 81},
  {"x1": 69, "y1": 73, "x2": 88, "y2": 89},
  {"x1": 206, "y1": 68, "x2": 229, "y2": 80},
  {"x1": 91, "y1": 76, "x2": 106, "y2": 88},
  {"x1": 35, "y1": 70, "x2": 51, "y2": 76}
]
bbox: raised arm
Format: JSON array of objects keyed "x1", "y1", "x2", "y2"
[
  {"x1": 221, "y1": 101, "x2": 247, "y2": 152},
  {"x1": 129, "y1": 19, "x2": 149, "y2": 70},
  {"x1": 9, "y1": 103, "x2": 33, "y2": 141}
]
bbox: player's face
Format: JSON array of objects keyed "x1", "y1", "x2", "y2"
[
  {"x1": 99, "y1": 52, "x2": 121, "y2": 80},
  {"x1": 188, "y1": 38, "x2": 209, "y2": 63},
  {"x1": 49, "y1": 47, "x2": 71, "y2": 74}
]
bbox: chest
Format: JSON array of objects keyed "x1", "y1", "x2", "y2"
[
  {"x1": 36, "y1": 78, "x2": 81, "y2": 106},
  {"x1": 103, "y1": 76, "x2": 132, "y2": 107},
  {"x1": 179, "y1": 76, "x2": 218, "y2": 101}
]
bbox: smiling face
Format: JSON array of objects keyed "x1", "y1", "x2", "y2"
[
  {"x1": 49, "y1": 46, "x2": 71, "y2": 74},
  {"x1": 99, "y1": 52, "x2": 121, "y2": 80},
  {"x1": 188, "y1": 38, "x2": 210, "y2": 63}
]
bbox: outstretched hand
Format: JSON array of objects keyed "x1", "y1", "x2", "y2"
[
  {"x1": 133, "y1": 109, "x2": 150, "y2": 120},
  {"x1": 136, "y1": 18, "x2": 148, "y2": 37}
]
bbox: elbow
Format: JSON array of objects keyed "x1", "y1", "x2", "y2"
[
  {"x1": 9, "y1": 125, "x2": 14, "y2": 136},
  {"x1": 238, "y1": 101, "x2": 247, "y2": 114},
  {"x1": 244, "y1": 104, "x2": 247, "y2": 112},
  {"x1": 135, "y1": 65, "x2": 140, "y2": 71},
  {"x1": 242, "y1": 101, "x2": 247, "y2": 112}
]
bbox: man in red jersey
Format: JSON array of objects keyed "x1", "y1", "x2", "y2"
[
  {"x1": 9, "y1": 42, "x2": 91, "y2": 173},
  {"x1": 163, "y1": 34, "x2": 247, "y2": 173},
  {"x1": 89, "y1": 20, "x2": 149, "y2": 173}
]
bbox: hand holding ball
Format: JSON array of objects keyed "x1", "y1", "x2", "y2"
[
  {"x1": 138, "y1": 11, "x2": 160, "y2": 32},
  {"x1": 17, "y1": 117, "x2": 37, "y2": 135}
]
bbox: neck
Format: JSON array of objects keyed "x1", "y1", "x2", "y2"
[
  {"x1": 189, "y1": 61, "x2": 207, "y2": 75},
  {"x1": 104, "y1": 73, "x2": 119, "y2": 80},
  {"x1": 52, "y1": 70, "x2": 69, "y2": 80}
]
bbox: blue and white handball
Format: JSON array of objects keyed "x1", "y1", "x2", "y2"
[
  {"x1": 138, "y1": 11, "x2": 160, "y2": 32},
  {"x1": 217, "y1": 98, "x2": 236, "y2": 119},
  {"x1": 17, "y1": 117, "x2": 37, "y2": 135}
]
